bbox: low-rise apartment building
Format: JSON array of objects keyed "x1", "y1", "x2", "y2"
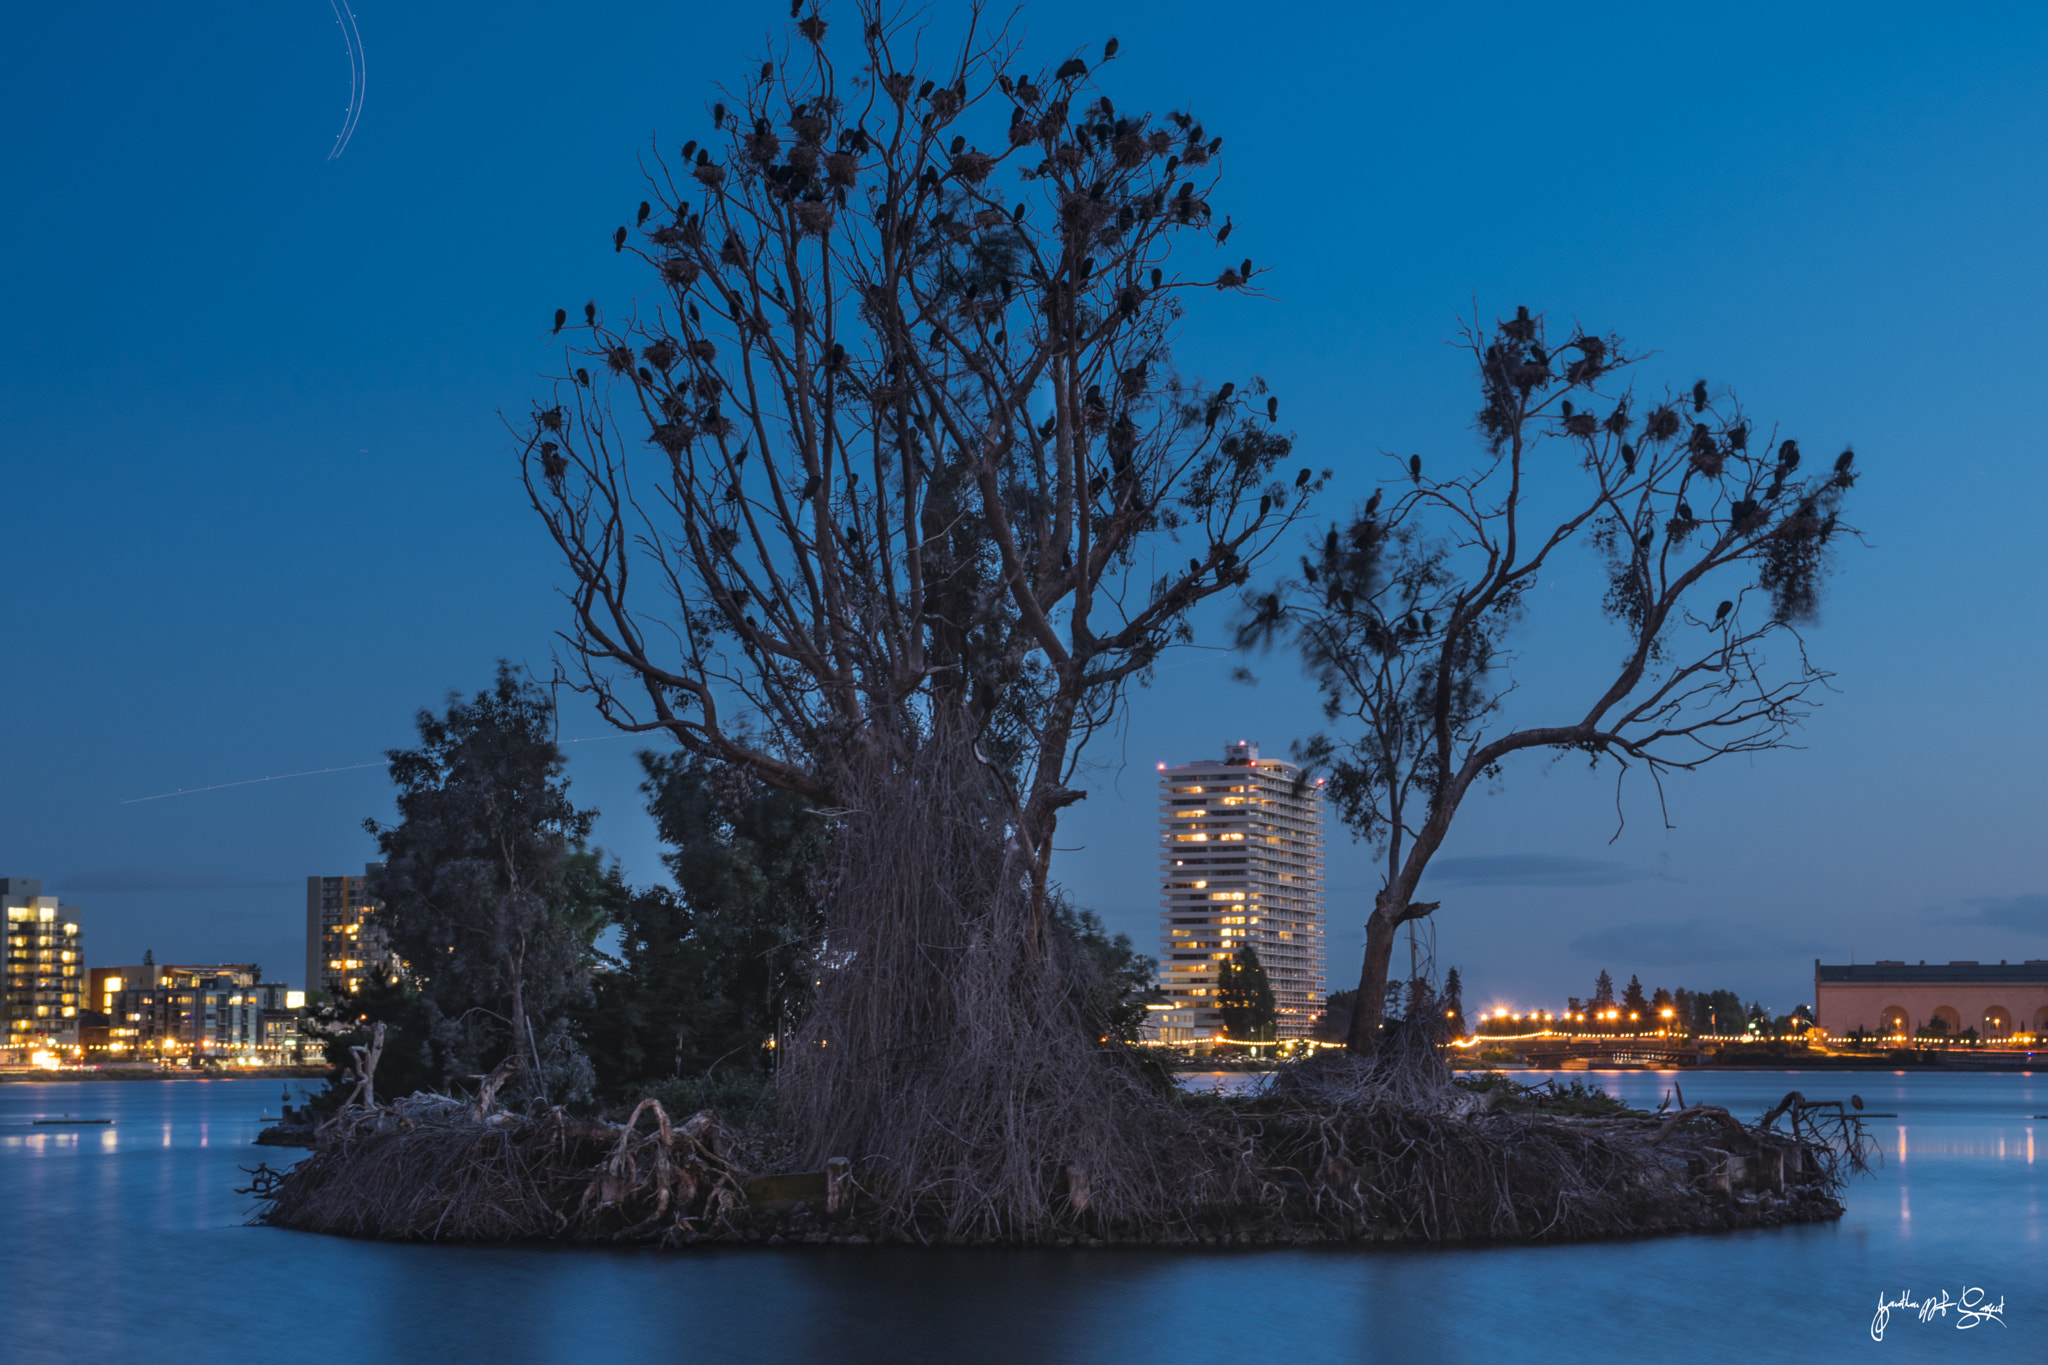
[{"x1": 83, "y1": 964, "x2": 305, "y2": 1064}]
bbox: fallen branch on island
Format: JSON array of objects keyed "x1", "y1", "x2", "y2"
[{"x1": 252, "y1": 1047, "x2": 1871, "y2": 1248}]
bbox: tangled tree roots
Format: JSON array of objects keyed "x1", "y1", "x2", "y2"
[
  {"x1": 776, "y1": 733, "x2": 1233, "y2": 1239},
  {"x1": 257, "y1": 1095, "x2": 756, "y2": 1243},
  {"x1": 1247, "y1": 1050, "x2": 1869, "y2": 1242},
  {"x1": 253, "y1": 1058, "x2": 1865, "y2": 1247}
]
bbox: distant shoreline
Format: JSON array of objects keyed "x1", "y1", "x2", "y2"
[{"x1": 0, "y1": 1067, "x2": 328, "y2": 1084}]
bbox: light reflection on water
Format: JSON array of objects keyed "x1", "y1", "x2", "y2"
[{"x1": 3, "y1": 1071, "x2": 2044, "y2": 1364}]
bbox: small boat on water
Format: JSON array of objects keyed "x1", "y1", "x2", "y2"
[{"x1": 32, "y1": 1115, "x2": 112, "y2": 1126}]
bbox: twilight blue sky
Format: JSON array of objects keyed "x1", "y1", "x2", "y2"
[{"x1": 4, "y1": 1, "x2": 2046, "y2": 1014}]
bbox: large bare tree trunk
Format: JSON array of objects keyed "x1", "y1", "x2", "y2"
[
  {"x1": 1346, "y1": 895, "x2": 1440, "y2": 1056},
  {"x1": 777, "y1": 724, "x2": 1203, "y2": 1236},
  {"x1": 1347, "y1": 904, "x2": 1399, "y2": 1057}
]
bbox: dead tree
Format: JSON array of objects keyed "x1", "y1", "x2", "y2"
[
  {"x1": 520, "y1": 3, "x2": 1320, "y2": 1231},
  {"x1": 1239, "y1": 307, "x2": 1860, "y2": 1056}
]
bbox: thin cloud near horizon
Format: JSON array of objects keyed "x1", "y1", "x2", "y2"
[{"x1": 1423, "y1": 854, "x2": 1669, "y2": 889}]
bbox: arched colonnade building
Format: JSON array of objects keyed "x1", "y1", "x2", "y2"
[{"x1": 1814, "y1": 959, "x2": 2048, "y2": 1039}]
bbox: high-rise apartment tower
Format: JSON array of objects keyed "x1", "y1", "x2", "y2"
[
  {"x1": 305, "y1": 865, "x2": 392, "y2": 1001},
  {"x1": 1156, "y1": 742, "x2": 1326, "y2": 1042},
  {"x1": 2, "y1": 877, "x2": 84, "y2": 1062}
]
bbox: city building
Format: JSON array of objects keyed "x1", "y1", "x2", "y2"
[
  {"x1": 1814, "y1": 959, "x2": 2048, "y2": 1040},
  {"x1": 306, "y1": 864, "x2": 393, "y2": 1000},
  {"x1": 82, "y1": 964, "x2": 305, "y2": 1064},
  {"x1": 1155, "y1": 741, "x2": 1326, "y2": 1043},
  {"x1": 2, "y1": 877, "x2": 84, "y2": 1064}
]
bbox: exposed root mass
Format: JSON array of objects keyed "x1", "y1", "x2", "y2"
[{"x1": 254, "y1": 1050, "x2": 1868, "y2": 1247}]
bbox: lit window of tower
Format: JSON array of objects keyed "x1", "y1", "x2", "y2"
[{"x1": 1155, "y1": 741, "x2": 1326, "y2": 1042}]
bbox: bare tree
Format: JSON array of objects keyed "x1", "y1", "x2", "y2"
[
  {"x1": 520, "y1": 3, "x2": 1321, "y2": 1228},
  {"x1": 1239, "y1": 307, "x2": 1859, "y2": 1056}
]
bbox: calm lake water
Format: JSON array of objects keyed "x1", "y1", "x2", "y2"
[{"x1": 3, "y1": 1071, "x2": 2042, "y2": 1363}]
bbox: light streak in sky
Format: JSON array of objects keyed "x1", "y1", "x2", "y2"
[
  {"x1": 327, "y1": 2, "x2": 366, "y2": 161},
  {"x1": 121, "y1": 760, "x2": 390, "y2": 804},
  {"x1": 119, "y1": 735, "x2": 634, "y2": 805}
]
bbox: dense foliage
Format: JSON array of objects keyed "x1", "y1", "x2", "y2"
[
  {"x1": 348, "y1": 665, "x2": 621, "y2": 1108},
  {"x1": 578, "y1": 753, "x2": 828, "y2": 1108},
  {"x1": 1215, "y1": 945, "x2": 1277, "y2": 1042}
]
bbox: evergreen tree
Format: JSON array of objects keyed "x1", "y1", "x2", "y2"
[
  {"x1": 1442, "y1": 967, "x2": 1466, "y2": 1034},
  {"x1": 579, "y1": 752, "x2": 827, "y2": 1105},
  {"x1": 1682, "y1": 987, "x2": 1746, "y2": 1035},
  {"x1": 1215, "y1": 945, "x2": 1278, "y2": 1042},
  {"x1": 1621, "y1": 974, "x2": 1649, "y2": 1019},
  {"x1": 1051, "y1": 897, "x2": 1161, "y2": 1045},
  {"x1": 1592, "y1": 970, "x2": 1616, "y2": 1007},
  {"x1": 1313, "y1": 990, "x2": 1357, "y2": 1043},
  {"x1": 363, "y1": 663, "x2": 621, "y2": 1107}
]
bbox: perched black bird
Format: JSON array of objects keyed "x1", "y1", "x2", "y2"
[
  {"x1": 1150, "y1": 267, "x2": 1164, "y2": 289},
  {"x1": 1240, "y1": 258, "x2": 1252, "y2": 279},
  {"x1": 1422, "y1": 612, "x2": 1434, "y2": 632},
  {"x1": 1267, "y1": 396, "x2": 1279, "y2": 422},
  {"x1": 682, "y1": 140, "x2": 697, "y2": 160},
  {"x1": 712, "y1": 102, "x2": 726, "y2": 127},
  {"x1": 1678, "y1": 501, "x2": 1695, "y2": 521},
  {"x1": 1835, "y1": 448, "x2": 1854, "y2": 473},
  {"x1": 801, "y1": 474, "x2": 822, "y2": 499},
  {"x1": 1056, "y1": 57, "x2": 1089, "y2": 81},
  {"x1": 1259, "y1": 494, "x2": 1271, "y2": 516},
  {"x1": 1365, "y1": 488, "x2": 1382, "y2": 516},
  {"x1": 760, "y1": 62, "x2": 774, "y2": 83},
  {"x1": 1851, "y1": 1094, "x2": 1864, "y2": 1111},
  {"x1": 1103, "y1": 36, "x2": 1119, "y2": 59},
  {"x1": 1692, "y1": 379, "x2": 1708, "y2": 412},
  {"x1": 584, "y1": 302, "x2": 597, "y2": 325},
  {"x1": 1714, "y1": 600, "x2": 1733, "y2": 623},
  {"x1": 576, "y1": 368, "x2": 591, "y2": 387},
  {"x1": 613, "y1": 226, "x2": 628, "y2": 252},
  {"x1": 1295, "y1": 467, "x2": 1310, "y2": 488},
  {"x1": 637, "y1": 201, "x2": 652, "y2": 225},
  {"x1": 1217, "y1": 217, "x2": 1233, "y2": 244},
  {"x1": 552, "y1": 308, "x2": 567, "y2": 334},
  {"x1": 1408, "y1": 454, "x2": 1422, "y2": 482}
]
